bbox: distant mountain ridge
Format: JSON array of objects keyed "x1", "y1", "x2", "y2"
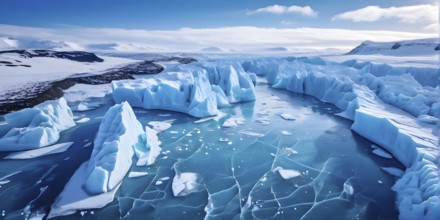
[{"x1": 347, "y1": 38, "x2": 440, "y2": 56}]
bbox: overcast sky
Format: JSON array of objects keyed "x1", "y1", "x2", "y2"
[{"x1": 0, "y1": 0, "x2": 438, "y2": 51}]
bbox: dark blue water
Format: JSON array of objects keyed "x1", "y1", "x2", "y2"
[{"x1": 0, "y1": 82, "x2": 403, "y2": 219}]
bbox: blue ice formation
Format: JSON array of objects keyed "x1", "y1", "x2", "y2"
[
  {"x1": 0, "y1": 98, "x2": 75, "y2": 151},
  {"x1": 112, "y1": 62, "x2": 256, "y2": 118}
]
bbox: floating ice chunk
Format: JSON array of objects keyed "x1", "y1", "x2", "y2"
[
  {"x1": 49, "y1": 102, "x2": 146, "y2": 218},
  {"x1": 281, "y1": 130, "x2": 292, "y2": 136},
  {"x1": 222, "y1": 118, "x2": 237, "y2": 128},
  {"x1": 0, "y1": 98, "x2": 75, "y2": 151},
  {"x1": 256, "y1": 117, "x2": 271, "y2": 125},
  {"x1": 172, "y1": 172, "x2": 204, "y2": 197},
  {"x1": 278, "y1": 113, "x2": 296, "y2": 120},
  {"x1": 128, "y1": 172, "x2": 149, "y2": 178},
  {"x1": 148, "y1": 120, "x2": 174, "y2": 132},
  {"x1": 159, "y1": 177, "x2": 170, "y2": 181},
  {"x1": 4, "y1": 142, "x2": 74, "y2": 159},
  {"x1": 219, "y1": 138, "x2": 229, "y2": 142},
  {"x1": 76, "y1": 118, "x2": 90, "y2": 123},
  {"x1": 274, "y1": 167, "x2": 301, "y2": 179},
  {"x1": 155, "y1": 180, "x2": 163, "y2": 186},
  {"x1": 378, "y1": 180, "x2": 383, "y2": 184},
  {"x1": 239, "y1": 130, "x2": 265, "y2": 137},
  {"x1": 343, "y1": 181, "x2": 354, "y2": 195},
  {"x1": 381, "y1": 167, "x2": 404, "y2": 177},
  {"x1": 372, "y1": 148, "x2": 393, "y2": 159},
  {"x1": 222, "y1": 117, "x2": 246, "y2": 128}
]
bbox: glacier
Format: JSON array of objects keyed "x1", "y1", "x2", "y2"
[
  {"x1": 49, "y1": 101, "x2": 147, "y2": 218},
  {"x1": 112, "y1": 61, "x2": 255, "y2": 117},
  {"x1": 242, "y1": 56, "x2": 439, "y2": 220},
  {"x1": 0, "y1": 97, "x2": 75, "y2": 151},
  {"x1": 0, "y1": 48, "x2": 438, "y2": 219}
]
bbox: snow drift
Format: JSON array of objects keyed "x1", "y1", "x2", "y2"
[{"x1": 347, "y1": 38, "x2": 440, "y2": 56}]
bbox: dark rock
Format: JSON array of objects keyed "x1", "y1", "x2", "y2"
[
  {"x1": 118, "y1": 61, "x2": 164, "y2": 75},
  {"x1": 0, "y1": 67, "x2": 134, "y2": 114},
  {"x1": 165, "y1": 57, "x2": 197, "y2": 64},
  {"x1": 0, "y1": 61, "x2": 12, "y2": 65},
  {"x1": 150, "y1": 56, "x2": 198, "y2": 64},
  {"x1": 0, "y1": 50, "x2": 104, "y2": 63},
  {"x1": 435, "y1": 44, "x2": 440, "y2": 51},
  {"x1": 391, "y1": 43, "x2": 401, "y2": 50}
]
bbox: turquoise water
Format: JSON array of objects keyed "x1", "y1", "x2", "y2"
[{"x1": 0, "y1": 81, "x2": 403, "y2": 219}]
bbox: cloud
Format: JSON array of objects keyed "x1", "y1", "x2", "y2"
[
  {"x1": 281, "y1": 20, "x2": 295, "y2": 26},
  {"x1": 0, "y1": 24, "x2": 436, "y2": 52},
  {"x1": 247, "y1": 5, "x2": 317, "y2": 17},
  {"x1": 332, "y1": 4, "x2": 438, "y2": 31}
]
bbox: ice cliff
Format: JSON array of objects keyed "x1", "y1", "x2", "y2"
[{"x1": 112, "y1": 61, "x2": 255, "y2": 118}]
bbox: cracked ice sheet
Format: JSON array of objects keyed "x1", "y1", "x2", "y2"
[{"x1": 41, "y1": 69, "x2": 403, "y2": 219}]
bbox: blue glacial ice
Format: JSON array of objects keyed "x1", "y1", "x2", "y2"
[
  {"x1": 0, "y1": 97, "x2": 75, "y2": 151},
  {"x1": 49, "y1": 101, "x2": 147, "y2": 218},
  {"x1": 0, "y1": 54, "x2": 437, "y2": 220},
  {"x1": 112, "y1": 61, "x2": 255, "y2": 117},
  {"x1": 243, "y1": 56, "x2": 439, "y2": 220}
]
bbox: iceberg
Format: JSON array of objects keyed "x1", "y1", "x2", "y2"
[
  {"x1": 49, "y1": 102, "x2": 147, "y2": 218},
  {"x1": 0, "y1": 98, "x2": 75, "y2": 151},
  {"x1": 112, "y1": 72, "x2": 217, "y2": 118},
  {"x1": 112, "y1": 61, "x2": 256, "y2": 118}
]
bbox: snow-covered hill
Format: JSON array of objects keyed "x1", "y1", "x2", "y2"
[
  {"x1": 200, "y1": 46, "x2": 225, "y2": 52},
  {"x1": 0, "y1": 37, "x2": 83, "y2": 51},
  {"x1": 346, "y1": 38, "x2": 440, "y2": 56},
  {"x1": 87, "y1": 43, "x2": 165, "y2": 52}
]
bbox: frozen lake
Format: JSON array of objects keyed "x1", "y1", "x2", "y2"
[{"x1": 0, "y1": 80, "x2": 403, "y2": 219}]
